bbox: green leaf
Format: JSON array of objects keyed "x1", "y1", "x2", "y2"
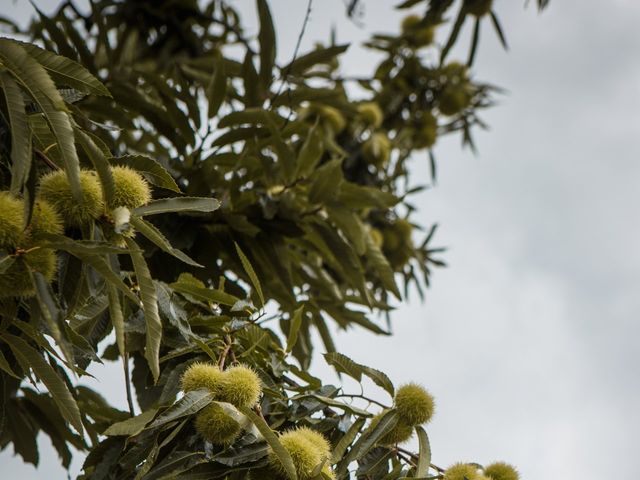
[
  {"x1": 302, "y1": 394, "x2": 371, "y2": 417},
  {"x1": 0, "y1": 38, "x2": 82, "y2": 202},
  {"x1": 238, "y1": 405, "x2": 298, "y2": 480},
  {"x1": 338, "y1": 182, "x2": 399, "y2": 209},
  {"x1": 130, "y1": 216, "x2": 203, "y2": 268},
  {"x1": 103, "y1": 408, "x2": 158, "y2": 437},
  {"x1": 296, "y1": 121, "x2": 324, "y2": 177},
  {"x1": 324, "y1": 352, "x2": 394, "y2": 397},
  {"x1": 308, "y1": 158, "x2": 343, "y2": 204},
  {"x1": 284, "y1": 45, "x2": 349, "y2": 75},
  {"x1": 170, "y1": 281, "x2": 240, "y2": 307},
  {"x1": 490, "y1": 12, "x2": 509, "y2": 50},
  {"x1": 331, "y1": 417, "x2": 366, "y2": 464},
  {"x1": 111, "y1": 155, "x2": 181, "y2": 193},
  {"x1": 414, "y1": 426, "x2": 431, "y2": 477},
  {"x1": 75, "y1": 127, "x2": 115, "y2": 205},
  {"x1": 235, "y1": 242, "x2": 265, "y2": 307},
  {"x1": 7, "y1": 39, "x2": 110, "y2": 96},
  {"x1": 0, "y1": 71, "x2": 32, "y2": 195},
  {"x1": 343, "y1": 410, "x2": 398, "y2": 467},
  {"x1": 364, "y1": 229, "x2": 401, "y2": 300},
  {"x1": 125, "y1": 237, "x2": 162, "y2": 384},
  {"x1": 0, "y1": 348, "x2": 20, "y2": 378},
  {"x1": 206, "y1": 52, "x2": 226, "y2": 118},
  {"x1": 107, "y1": 283, "x2": 125, "y2": 358},
  {"x1": 257, "y1": 0, "x2": 276, "y2": 91},
  {"x1": 38, "y1": 233, "x2": 131, "y2": 255},
  {"x1": 133, "y1": 197, "x2": 220, "y2": 217},
  {"x1": 327, "y1": 206, "x2": 367, "y2": 256},
  {"x1": 286, "y1": 305, "x2": 304, "y2": 354},
  {"x1": 242, "y1": 51, "x2": 260, "y2": 107},
  {"x1": 2, "y1": 333, "x2": 84, "y2": 434},
  {"x1": 147, "y1": 390, "x2": 214, "y2": 429}
]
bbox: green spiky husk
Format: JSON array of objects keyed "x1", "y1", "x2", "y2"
[
  {"x1": 0, "y1": 192, "x2": 24, "y2": 249},
  {"x1": 0, "y1": 249, "x2": 57, "y2": 298},
  {"x1": 28, "y1": 199, "x2": 64, "y2": 238},
  {"x1": 363, "y1": 133, "x2": 391, "y2": 167},
  {"x1": 370, "y1": 228, "x2": 384, "y2": 249},
  {"x1": 439, "y1": 86, "x2": 472, "y2": 116},
  {"x1": 219, "y1": 364, "x2": 262, "y2": 408},
  {"x1": 444, "y1": 463, "x2": 482, "y2": 480},
  {"x1": 401, "y1": 14, "x2": 421, "y2": 33},
  {"x1": 370, "y1": 411, "x2": 414, "y2": 445},
  {"x1": 484, "y1": 462, "x2": 520, "y2": 480},
  {"x1": 38, "y1": 170, "x2": 104, "y2": 227},
  {"x1": 269, "y1": 428, "x2": 323, "y2": 480},
  {"x1": 109, "y1": 166, "x2": 152, "y2": 209},
  {"x1": 395, "y1": 383, "x2": 435, "y2": 426},
  {"x1": 415, "y1": 113, "x2": 438, "y2": 148},
  {"x1": 318, "y1": 106, "x2": 346, "y2": 133},
  {"x1": 181, "y1": 362, "x2": 225, "y2": 396},
  {"x1": 293, "y1": 427, "x2": 331, "y2": 460},
  {"x1": 194, "y1": 403, "x2": 241, "y2": 445},
  {"x1": 357, "y1": 102, "x2": 384, "y2": 128}
]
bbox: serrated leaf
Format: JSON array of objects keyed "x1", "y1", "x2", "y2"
[
  {"x1": 296, "y1": 121, "x2": 324, "y2": 177},
  {"x1": 7, "y1": 39, "x2": 110, "y2": 96},
  {"x1": 308, "y1": 158, "x2": 343, "y2": 204},
  {"x1": 257, "y1": 0, "x2": 276, "y2": 92},
  {"x1": 111, "y1": 155, "x2": 180, "y2": 193},
  {"x1": 284, "y1": 45, "x2": 349, "y2": 75},
  {"x1": 324, "y1": 352, "x2": 394, "y2": 396},
  {"x1": 133, "y1": 197, "x2": 220, "y2": 217},
  {"x1": 235, "y1": 242, "x2": 265, "y2": 307},
  {"x1": 415, "y1": 426, "x2": 431, "y2": 477},
  {"x1": 0, "y1": 71, "x2": 32, "y2": 194},
  {"x1": 75, "y1": 127, "x2": 115, "y2": 205},
  {"x1": 125, "y1": 237, "x2": 162, "y2": 383},
  {"x1": 242, "y1": 51, "x2": 260, "y2": 107},
  {"x1": 147, "y1": 390, "x2": 214, "y2": 429},
  {"x1": 0, "y1": 39, "x2": 82, "y2": 202},
  {"x1": 107, "y1": 283, "x2": 125, "y2": 357},
  {"x1": 2, "y1": 333, "x2": 84, "y2": 435},
  {"x1": 336, "y1": 410, "x2": 399, "y2": 476},
  {"x1": 364, "y1": 229, "x2": 401, "y2": 300},
  {"x1": 170, "y1": 281, "x2": 240, "y2": 307},
  {"x1": 130, "y1": 216, "x2": 203, "y2": 268},
  {"x1": 103, "y1": 408, "x2": 158, "y2": 437},
  {"x1": 238, "y1": 405, "x2": 298, "y2": 480},
  {"x1": 206, "y1": 52, "x2": 226, "y2": 118},
  {"x1": 0, "y1": 348, "x2": 20, "y2": 378},
  {"x1": 286, "y1": 305, "x2": 304, "y2": 354},
  {"x1": 331, "y1": 417, "x2": 366, "y2": 464}
]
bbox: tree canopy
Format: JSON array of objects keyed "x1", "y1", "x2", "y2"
[{"x1": 0, "y1": 0, "x2": 546, "y2": 478}]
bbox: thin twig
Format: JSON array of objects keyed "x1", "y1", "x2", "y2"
[
  {"x1": 336, "y1": 393, "x2": 390, "y2": 409},
  {"x1": 269, "y1": 0, "x2": 313, "y2": 109},
  {"x1": 123, "y1": 351, "x2": 135, "y2": 417}
]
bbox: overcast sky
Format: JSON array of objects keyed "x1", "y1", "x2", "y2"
[{"x1": 2, "y1": 0, "x2": 640, "y2": 478}]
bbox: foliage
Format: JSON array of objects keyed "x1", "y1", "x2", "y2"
[{"x1": 0, "y1": 0, "x2": 544, "y2": 478}]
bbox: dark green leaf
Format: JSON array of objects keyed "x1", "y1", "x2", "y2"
[
  {"x1": 103, "y1": 408, "x2": 158, "y2": 436},
  {"x1": 324, "y1": 352, "x2": 394, "y2": 396},
  {"x1": 125, "y1": 237, "x2": 162, "y2": 384},
  {"x1": 111, "y1": 155, "x2": 180, "y2": 193},
  {"x1": 2, "y1": 333, "x2": 84, "y2": 434},
  {"x1": 0, "y1": 71, "x2": 32, "y2": 194},
  {"x1": 238, "y1": 405, "x2": 298, "y2": 480},
  {"x1": 133, "y1": 197, "x2": 220, "y2": 217}
]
